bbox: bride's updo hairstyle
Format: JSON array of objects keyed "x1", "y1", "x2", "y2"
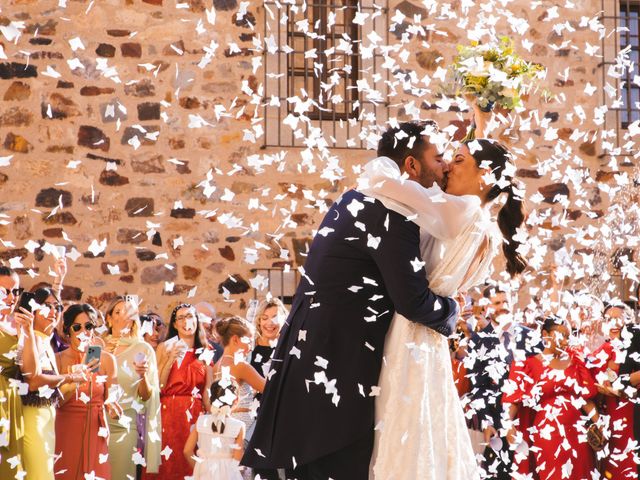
[{"x1": 463, "y1": 139, "x2": 528, "y2": 277}]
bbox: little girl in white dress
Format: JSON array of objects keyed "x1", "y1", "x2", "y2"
[{"x1": 184, "y1": 379, "x2": 245, "y2": 479}]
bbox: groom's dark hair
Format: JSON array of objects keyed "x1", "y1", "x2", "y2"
[{"x1": 377, "y1": 120, "x2": 438, "y2": 168}]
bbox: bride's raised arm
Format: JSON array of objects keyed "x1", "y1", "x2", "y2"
[{"x1": 358, "y1": 157, "x2": 480, "y2": 241}]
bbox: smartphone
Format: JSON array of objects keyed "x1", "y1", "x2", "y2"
[
  {"x1": 134, "y1": 351, "x2": 146, "y2": 364},
  {"x1": 84, "y1": 345, "x2": 102, "y2": 373},
  {"x1": 124, "y1": 294, "x2": 139, "y2": 307},
  {"x1": 17, "y1": 291, "x2": 36, "y2": 313}
]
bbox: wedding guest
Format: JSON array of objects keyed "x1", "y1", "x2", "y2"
[
  {"x1": 19, "y1": 288, "x2": 88, "y2": 479},
  {"x1": 592, "y1": 304, "x2": 638, "y2": 479},
  {"x1": 206, "y1": 317, "x2": 265, "y2": 480},
  {"x1": 249, "y1": 299, "x2": 288, "y2": 480},
  {"x1": 250, "y1": 299, "x2": 288, "y2": 378},
  {"x1": 144, "y1": 303, "x2": 208, "y2": 480},
  {"x1": 503, "y1": 316, "x2": 600, "y2": 479},
  {"x1": 55, "y1": 303, "x2": 121, "y2": 479},
  {"x1": 0, "y1": 266, "x2": 37, "y2": 478},
  {"x1": 184, "y1": 380, "x2": 244, "y2": 479},
  {"x1": 466, "y1": 285, "x2": 541, "y2": 476},
  {"x1": 140, "y1": 312, "x2": 166, "y2": 350},
  {"x1": 104, "y1": 296, "x2": 161, "y2": 477},
  {"x1": 619, "y1": 317, "x2": 640, "y2": 479},
  {"x1": 196, "y1": 301, "x2": 223, "y2": 363}
]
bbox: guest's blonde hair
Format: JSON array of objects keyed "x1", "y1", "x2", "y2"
[
  {"x1": 104, "y1": 295, "x2": 140, "y2": 338},
  {"x1": 251, "y1": 298, "x2": 288, "y2": 340}
]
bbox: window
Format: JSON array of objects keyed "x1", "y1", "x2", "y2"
[
  {"x1": 602, "y1": 1, "x2": 640, "y2": 129},
  {"x1": 263, "y1": 0, "x2": 390, "y2": 149},
  {"x1": 619, "y1": 1, "x2": 640, "y2": 127}
]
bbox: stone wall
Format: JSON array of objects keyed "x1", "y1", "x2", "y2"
[{"x1": 0, "y1": 0, "x2": 633, "y2": 317}]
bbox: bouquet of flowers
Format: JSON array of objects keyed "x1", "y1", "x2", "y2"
[{"x1": 447, "y1": 37, "x2": 546, "y2": 112}]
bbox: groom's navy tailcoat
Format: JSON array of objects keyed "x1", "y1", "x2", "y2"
[{"x1": 242, "y1": 189, "x2": 458, "y2": 469}]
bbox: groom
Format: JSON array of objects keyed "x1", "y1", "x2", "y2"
[{"x1": 242, "y1": 120, "x2": 459, "y2": 480}]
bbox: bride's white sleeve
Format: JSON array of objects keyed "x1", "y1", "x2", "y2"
[{"x1": 362, "y1": 174, "x2": 480, "y2": 241}]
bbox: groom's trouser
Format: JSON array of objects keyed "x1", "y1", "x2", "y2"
[{"x1": 284, "y1": 432, "x2": 373, "y2": 480}]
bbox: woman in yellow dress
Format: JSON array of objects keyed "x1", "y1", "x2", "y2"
[
  {"x1": 0, "y1": 266, "x2": 37, "y2": 479},
  {"x1": 19, "y1": 287, "x2": 87, "y2": 480},
  {"x1": 104, "y1": 296, "x2": 161, "y2": 478}
]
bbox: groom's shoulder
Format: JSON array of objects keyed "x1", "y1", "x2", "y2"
[{"x1": 333, "y1": 189, "x2": 415, "y2": 225}]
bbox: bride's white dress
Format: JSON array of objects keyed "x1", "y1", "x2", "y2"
[{"x1": 358, "y1": 157, "x2": 500, "y2": 480}]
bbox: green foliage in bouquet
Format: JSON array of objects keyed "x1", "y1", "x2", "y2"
[{"x1": 449, "y1": 37, "x2": 546, "y2": 111}]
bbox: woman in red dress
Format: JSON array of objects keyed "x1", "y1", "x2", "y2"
[
  {"x1": 590, "y1": 304, "x2": 637, "y2": 479},
  {"x1": 503, "y1": 316, "x2": 599, "y2": 480},
  {"x1": 55, "y1": 304, "x2": 121, "y2": 480},
  {"x1": 144, "y1": 303, "x2": 208, "y2": 480}
]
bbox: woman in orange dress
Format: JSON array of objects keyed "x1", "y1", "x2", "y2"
[
  {"x1": 144, "y1": 303, "x2": 208, "y2": 480},
  {"x1": 55, "y1": 304, "x2": 121, "y2": 480}
]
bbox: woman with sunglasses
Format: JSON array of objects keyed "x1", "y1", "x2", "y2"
[
  {"x1": 54, "y1": 304, "x2": 122, "y2": 479},
  {"x1": 0, "y1": 266, "x2": 37, "y2": 479},
  {"x1": 19, "y1": 288, "x2": 89, "y2": 479},
  {"x1": 143, "y1": 303, "x2": 208, "y2": 480}
]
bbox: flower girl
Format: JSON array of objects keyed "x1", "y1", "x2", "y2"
[{"x1": 184, "y1": 378, "x2": 245, "y2": 479}]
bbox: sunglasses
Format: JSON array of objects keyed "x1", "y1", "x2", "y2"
[
  {"x1": 71, "y1": 322, "x2": 95, "y2": 333},
  {"x1": 43, "y1": 303, "x2": 64, "y2": 314},
  {"x1": 0, "y1": 287, "x2": 24, "y2": 297}
]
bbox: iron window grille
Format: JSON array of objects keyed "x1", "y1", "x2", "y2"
[{"x1": 262, "y1": 0, "x2": 390, "y2": 149}]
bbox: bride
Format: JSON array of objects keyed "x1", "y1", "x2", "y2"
[{"x1": 359, "y1": 107, "x2": 528, "y2": 479}]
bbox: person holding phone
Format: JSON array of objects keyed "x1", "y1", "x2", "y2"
[
  {"x1": 103, "y1": 295, "x2": 161, "y2": 478},
  {"x1": 0, "y1": 266, "x2": 38, "y2": 479},
  {"x1": 144, "y1": 303, "x2": 208, "y2": 480},
  {"x1": 54, "y1": 303, "x2": 122, "y2": 479},
  {"x1": 18, "y1": 288, "x2": 88, "y2": 480}
]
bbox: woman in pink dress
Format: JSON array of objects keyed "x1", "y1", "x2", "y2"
[
  {"x1": 55, "y1": 303, "x2": 121, "y2": 480},
  {"x1": 503, "y1": 316, "x2": 600, "y2": 480},
  {"x1": 144, "y1": 303, "x2": 208, "y2": 480}
]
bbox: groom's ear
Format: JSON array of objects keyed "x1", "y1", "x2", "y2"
[{"x1": 403, "y1": 155, "x2": 420, "y2": 179}]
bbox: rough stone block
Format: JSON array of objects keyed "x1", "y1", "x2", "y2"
[
  {"x1": 99, "y1": 170, "x2": 130, "y2": 186},
  {"x1": 96, "y1": 43, "x2": 116, "y2": 57},
  {"x1": 170, "y1": 208, "x2": 196, "y2": 219},
  {"x1": 3, "y1": 81, "x2": 31, "y2": 101},
  {"x1": 78, "y1": 126, "x2": 110, "y2": 151},
  {"x1": 124, "y1": 80, "x2": 155, "y2": 97},
  {"x1": 141, "y1": 263, "x2": 178, "y2": 284},
  {"x1": 125, "y1": 197, "x2": 155, "y2": 217},
  {"x1": 80, "y1": 86, "x2": 116, "y2": 96},
  {"x1": 135, "y1": 249, "x2": 156, "y2": 261},
  {"x1": 121, "y1": 43, "x2": 142, "y2": 58},
  {"x1": 218, "y1": 245, "x2": 235, "y2": 261},
  {"x1": 0, "y1": 62, "x2": 37, "y2": 79},
  {"x1": 131, "y1": 153, "x2": 165, "y2": 173},
  {"x1": 4, "y1": 133, "x2": 32, "y2": 153},
  {"x1": 36, "y1": 188, "x2": 72, "y2": 207},
  {"x1": 41, "y1": 93, "x2": 81, "y2": 119},
  {"x1": 137, "y1": 102, "x2": 161, "y2": 120},
  {"x1": 0, "y1": 107, "x2": 33, "y2": 127},
  {"x1": 218, "y1": 274, "x2": 250, "y2": 294},
  {"x1": 117, "y1": 228, "x2": 146, "y2": 244},
  {"x1": 538, "y1": 183, "x2": 570, "y2": 203}
]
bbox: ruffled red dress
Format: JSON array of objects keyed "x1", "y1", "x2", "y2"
[
  {"x1": 143, "y1": 350, "x2": 206, "y2": 480},
  {"x1": 503, "y1": 354, "x2": 598, "y2": 480}
]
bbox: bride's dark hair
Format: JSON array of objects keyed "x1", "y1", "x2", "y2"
[{"x1": 462, "y1": 139, "x2": 528, "y2": 277}]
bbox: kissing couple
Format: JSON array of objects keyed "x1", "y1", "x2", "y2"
[{"x1": 243, "y1": 103, "x2": 528, "y2": 480}]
